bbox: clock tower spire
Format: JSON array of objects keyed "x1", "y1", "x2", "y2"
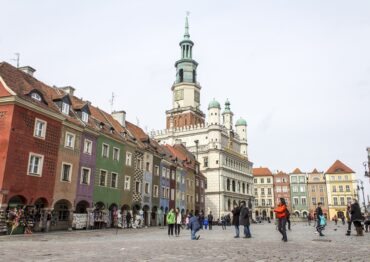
[{"x1": 166, "y1": 15, "x2": 205, "y2": 129}]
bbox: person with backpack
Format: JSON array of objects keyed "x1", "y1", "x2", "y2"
[
  {"x1": 166, "y1": 208, "x2": 175, "y2": 237},
  {"x1": 274, "y1": 198, "x2": 288, "y2": 242},
  {"x1": 315, "y1": 202, "x2": 325, "y2": 236}
]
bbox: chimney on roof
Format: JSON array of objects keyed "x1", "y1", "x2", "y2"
[
  {"x1": 19, "y1": 66, "x2": 36, "y2": 76},
  {"x1": 59, "y1": 86, "x2": 75, "y2": 96},
  {"x1": 112, "y1": 110, "x2": 126, "y2": 127}
]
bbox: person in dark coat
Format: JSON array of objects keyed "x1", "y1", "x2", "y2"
[
  {"x1": 315, "y1": 202, "x2": 325, "y2": 236},
  {"x1": 239, "y1": 201, "x2": 251, "y2": 238},
  {"x1": 126, "y1": 211, "x2": 132, "y2": 228},
  {"x1": 207, "y1": 211, "x2": 213, "y2": 230},
  {"x1": 231, "y1": 203, "x2": 240, "y2": 238},
  {"x1": 351, "y1": 199, "x2": 364, "y2": 236}
]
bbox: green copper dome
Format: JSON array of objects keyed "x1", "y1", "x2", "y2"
[
  {"x1": 235, "y1": 117, "x2": 247, "y2": 126},
  {"x1": 208, "y1": 98, "x2": 221, "y2": 110}
]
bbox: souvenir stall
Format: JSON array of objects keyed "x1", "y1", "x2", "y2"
[{"x1": 0, "y1": 209, "x2": 7, "y2": 235}]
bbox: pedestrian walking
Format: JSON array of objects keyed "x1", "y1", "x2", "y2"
[
  {"x1": 199, "y1": 210, "x2": 204, "y2": 230},
  {"x1": 175, "y1": 208, "x2": 182, "y2": 237},
  {"x1": 274, "y1": 198, "x2": 288, "y2": 242},
  {"x1": 345, "y1": 203, "x2": 352, "y2": 236},
  {"x1": 208, "y1": 211, "x2": 213, "y2": 230},
  {"x1": 221, "y1": 215, "x2": 227, "y2": 230},
  {"x1": 364, "y1": 212, "x2": 370, "y2": 233},
  {"x1": 333, "y1": 215, "x2": 338, "y2": 225},
  {"x1": 231, "y1": 203, "x2": 240, "y2": 238},
  {"x1": 350, "y1": 199, "x2": 364, "y2": 236},
  {"x1": 340, "y1": 214, "x2": 345, "y2": 225},
  {"x1": 203, "y1": 217, "x2": 209, "y2": 229},
  {"x1": 188, "y1": 212, "x2": 201, "y2": 240},
  {"x1": 239, "y1": 201, "x2": 251, "y2": 238},
  {"x1": 315, "y1": 202, "x2": 325, "y2": 236},
  {"x1": 166, "y1": 208, "x2": 175, "y2": 237}
]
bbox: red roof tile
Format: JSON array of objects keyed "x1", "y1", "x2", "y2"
[
  {"x1": 325, "y1": 160, "x2": 355, "y2": 174},
  {"x1": 253, "y1": 167, "x2": 272, "y2": 176}
]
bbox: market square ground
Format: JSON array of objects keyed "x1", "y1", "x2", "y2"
[{"x1": 0, "y1": 222, "x2": 369, "y2": 261}]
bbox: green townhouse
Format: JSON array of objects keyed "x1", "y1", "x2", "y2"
[
  {"x1": 90, "y1": 106, "x2": 125, "y2": 227},
  {"x1": 289, "y1": 168, "x2": 309, "y2": 218}
]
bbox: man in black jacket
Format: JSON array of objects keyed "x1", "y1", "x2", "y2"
[
  {"x1": 351, "y1": 199, "x2": 364, "y2": 236},
  {"x1": 231, "y1": 204, "x2": 240, "y2": 238},
  {"x1": 239, "y1": 201, "x2": 251, "y2": 238}
]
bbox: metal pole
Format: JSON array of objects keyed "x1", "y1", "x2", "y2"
[{"x1": 360, "y1": 181, "x2": 366, "y2": 212}]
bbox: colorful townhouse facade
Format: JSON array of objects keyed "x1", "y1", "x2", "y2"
[
  {"x1": 0, "y1": 61, "x2": 206, "y2": 233},
  {"x1": 307, "y1": 169, "x2": 328, "y2": 217},
  {"x1": 273, "y1": 171, "x2": 291, "y2": 212},
  {"x1": 253, "y1": 167, "x2": 275, "y2": 219},
  {"x1": 289, "y1": 168, "x2": 309, "y2": 217},
  {"x1": 325, "y1": 160, "x2": 357, "y2": 220}
]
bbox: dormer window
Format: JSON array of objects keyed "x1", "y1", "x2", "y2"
[
  {"x1": 61, "y1": 102, "x2": 70, "y2": 115},
  {"x1": 31, "y1": 92, "x2": 42, "y2": 102},
  {"x1": 82, "y1": 111, "x2": 89, "y2": 123}
]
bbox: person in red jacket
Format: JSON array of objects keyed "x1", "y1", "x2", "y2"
[{"x1": 274, "y1": 198, "x2": 288, "y2": 242}]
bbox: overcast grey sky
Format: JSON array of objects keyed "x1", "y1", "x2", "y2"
[{"x1": 1, "y1": 1, "x2": 369, "y2": 197}]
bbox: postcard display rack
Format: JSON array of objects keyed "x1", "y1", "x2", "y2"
[{"x1": 0, "y1": 210, "x2": 7, "y2": 234}]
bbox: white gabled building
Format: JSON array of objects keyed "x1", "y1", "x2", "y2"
[{"x1": 153, "y1": 16, "x2": 254, "y2": 219}]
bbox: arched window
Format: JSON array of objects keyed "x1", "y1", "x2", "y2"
[
  {"x1": 247, "y1": 183, "x2": 250, "y2": 194},
  {"x1": 232, "y1": 180, "x2": 236, "y2": 192},
  {"x1": 226, "y1": 179, "x2": 230, "y2": 191},
  {"x1": 242, "y1": 183, "x2": 245, "y2": 194},
  {"x1": 227, "y1": 199, "x2": 231, "y2": 211}
]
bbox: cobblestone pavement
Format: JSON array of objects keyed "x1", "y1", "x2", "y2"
[{"x1": 0, "y1": 222, "x2": 369, "y2": 262}]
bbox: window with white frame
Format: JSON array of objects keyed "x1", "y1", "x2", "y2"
[
  {"x1": 267, "y1": 188, "x2": 272, "y2": 195},
  {"x1": 135, "y1": 181, "x2": 141, "y2": 193},
  {"x1": 291, "y1": 176, "x2": 297, "y2": 183},
  {"x1": 124, "y1": 176, "x2": 131, "y2": 190},
  {"x1": 153, "y1": 185, "x2": 159, "y2": 197},
  {"x1": 333, "y1": 197, "x2": 338, "y2": 205},
  {"x1": 81, "y1": 167, "x2": 90, "y2": 185},
  {"x1": 111, "y1": 173, "x2": 118, "y2": 188},
  {"x1": 319, "y1": 186, "x2": 324, "y2": 192},
  {"x1": 283, "y1": 186, "x2": 288, "y2": 192},
  {"x1": 293, "y1": 197, "x2": 299, "y2": 205},
  {"x1": 99, "y1": 170, "x2": 107, "y2": 186},
  {"x1": 81, "y1": 111, "x2": 89, "y2": 123},
  {"x1": 61, "y1": 102, "x2": 70, "y2": 115},
  {"x1": 276, "y1": 186, "x2": 281, "y2": 193},
  {"x1": 181, "y1": 176, "x2": 185, "y2": 184},
  {"x1": 171, "y1": 170, "x2": 175, "y2": 180},
  {"x1": 320, "y1": 197, "x2": 325, "y2": 205},
  {"x1": 276, "y1": 178, "x2": 281, "y2": 183},
  {"x1": 83, "y1": 139, "x2": 92, "y2": 155},
  {"x1": 102, "y1": 143, "x2": 109, "y2": 158},
  {"x1": 144, "y1": 182, "x2": 150, "y2": 194},
  {"x1": 346, "y1": 197, "x2": 351, "y2": 204},
  {"x1": 300, "y1": 185, "x2": 305, "y2": 192},
  {"x1": 299, "y1": 176, "x2": 305, "y2": 183},
  {"x1": 161, "y1": 187, "x2": 165, "y2": 198},
  {"x1": 345, "y1": 185, "x2": 350, "y2": 192},
  {"x1": 113, "y1": 147, "x2": 120, "y2": 161},
  {"x1": 34, "y1": 118, "x2": 47, "y2": 139},
  {"x1": 255, "y1": 199, "x2": 258, "y2": 206},
  {"x1": 267, "y1": 178, "x2": 271, "y2": 183},
  {"x1": 28, "y1": 153, "x2": 44, "y2": 176},
  {"x1": 195, "y1": 193, "x2": 199, "y2": 202},
  {"x1": 312, "y1": 197, "x2": 317, "y2": 205},
  {"x1": 267, "y1": 199, "x2": 272, "y2": 206},
  {"x1": 61, "y1": 163, "x2": 72, "y2": 182},
  {"x1": 301, "y1": 197, "x2": 306, "y2": 206},
  {"x1": 260, "y1": 178, "x2": 264, "y2": 183},
  {"x1": 137, "y1": 159, "x2": 142, "y2": 170},
  {"x1": 171, "y1": 189, "x2": 175, "y2": 200},
  {"x1": 181, "y1": 192, "x2": 185, "y2": 201},
  {"x1": 261, "y1": 188, "x2": 265, "y2": 195},
  {"x1": 262, "y1": 199, "x2": 265, "y2": 206},
  {"x1": 339, "y1": 185, "x2": 343, "y2": 192},
  {"x1": 162, "y1": 167, "x2": 166, "y2": 177},
  {"x1": 166, "y1": 188, "x2": 170, "y2": 199},
  {"x1": 292, "y1": 186, "x2": 298, "y2": 193},
  {"x1": 200, "y1": 180, "x2": 204, "y2": 188},
  {"x1": 196, "y1": 179, "x2": 199, "y2": 187},
  {"x1": 340, "y1": 197, "x2": 345, "y2": 205},
  {"x1": 126, "y1": 152, "x2": 132, "y2": 166},
  {"x1": 155, "y1": 166, "x2": 159, "y2": 176},
  {"x1": 166, "y1": 169, "x2": 170, "y2": 179},
  {"x1": 65, "y1": 132, "x2": 75, "y2": 149},
  {"x1": 145, "y1": 162, "x2": 150, "y2": 172}
]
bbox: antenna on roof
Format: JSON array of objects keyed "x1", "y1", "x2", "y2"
[
  {"x1": 109, "y1": 92, "x2": 115, "y2": 113},
  {"x1": 11, "y1": 53, "x2": 20, "y2": 68}
]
